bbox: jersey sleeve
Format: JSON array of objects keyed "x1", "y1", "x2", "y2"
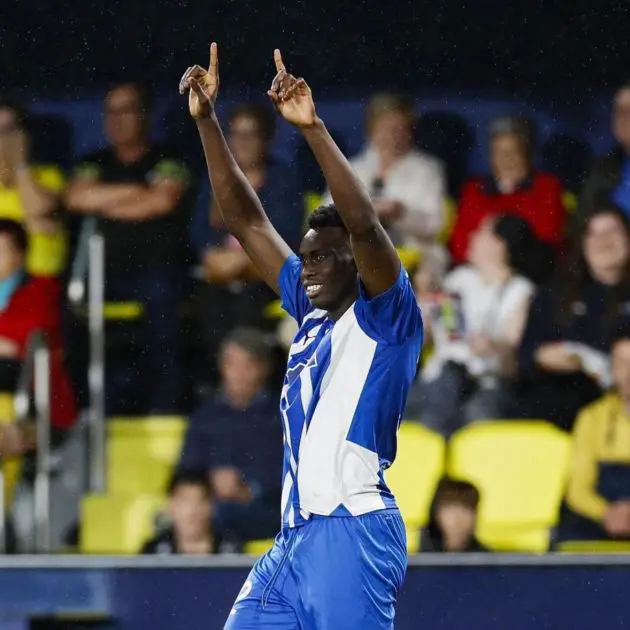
[
  {"x1": 354, "y1": 264, "x2": 423, "y2": 345},
  {"x1": 279, "y1": 254, "x2": 312, "y2": 326}
]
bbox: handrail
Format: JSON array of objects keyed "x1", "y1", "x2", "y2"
[
  {"x1": 68, "y1": 217, "x2": 97, "y2": 307},
  {"x1": 87, "y1": 233, "x2": 106, "y2": 493},
  {"x1": 12, "y1": 330, "x2": 52, "y2": 553}
]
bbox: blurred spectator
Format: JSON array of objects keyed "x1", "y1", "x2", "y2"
[
  {"x1": 322, "y1": 92, "x2": 447, "y2": 287},
  {"x1": 408, "y1": 215, "x2": 537, "y2": 436},
  {"x1": 451, "y1": 116, "x2": 565, "y2": 266},
  {"x1": 0, "y1": 219, "x2": 76, "y2": 456},
  {"x1": 420, "y1": 478, "x2": 488, "y2": 552},
  {"x1": 517, "y1": 204, "x2": 630, "y2": 431},
  {"x1": 189, "y1": 104, "x2": 303, "y2": 382},
  {"x1": 0, "y1": 97, "x2": 66, "y2": 277},
  {"x1": 65, "y1": 82, "x2": 191, "y2": 413},
  {"x1": 178, "y1": 328, "x2": 282, "y2": 544},
  {"x1": 561, "y1": 330, "x2": 630, "y2": 542},
  {"x1": 141, "y1": 470, "x2": 221, "y2": 555},
  {"x1": 579, "y1": 82, "x2": 630, "y2": 223}
]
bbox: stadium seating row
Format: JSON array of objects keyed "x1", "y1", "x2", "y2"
[{"x1": 80, "y1": 418, "x2": 573, "y2": 554}]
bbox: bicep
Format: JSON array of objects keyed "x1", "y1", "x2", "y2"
[
  {"x1": 237, "y1": 219, "x2": 294, "y2": 295},
  {"x1": 350, "y1": 222, "x2": 402, "y2": 298}
]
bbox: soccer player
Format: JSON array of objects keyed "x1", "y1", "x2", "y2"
[{"x1": 180, "y1": 44, "x2": 423, "y2": 630}]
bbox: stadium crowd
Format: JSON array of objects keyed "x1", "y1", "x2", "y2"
[{"x1": 2, "y1": 79, "x2": 630, "y2": 554}]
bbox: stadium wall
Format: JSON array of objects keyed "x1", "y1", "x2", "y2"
[{"x1": 0, "y1": 555, "x2": 628, "y2": 629}]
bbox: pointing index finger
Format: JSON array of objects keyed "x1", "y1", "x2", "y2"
[
  {"x1": 209, "y1": 42, "x2": 218, "y2": 74},
  {"x1": 274, "y1": 49, "x2": 286, "y2": 73}
]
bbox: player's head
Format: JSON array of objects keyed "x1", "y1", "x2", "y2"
[
  {"x1": 104, "y1": 82, "x2": 152, "y2": 146},
  {"x1": 300, "y1": 204, "x2": 357, "y2": 313},
  {"x1": 167, "y1": 469, "x2": 213, "y2": 541}
]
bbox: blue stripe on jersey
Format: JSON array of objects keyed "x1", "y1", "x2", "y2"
[{"x1": 277, "y1": 254, "x2": 423, "y2": 529}]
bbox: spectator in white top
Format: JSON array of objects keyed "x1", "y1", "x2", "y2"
[
  {"x1": 323, "y1": 92, "x2": 447, "y2": 285},
  {"x1": 408, "y1": 214, "x2": 544, "y2": 436}
]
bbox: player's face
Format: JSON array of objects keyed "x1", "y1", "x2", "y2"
[
  {"x1": 299, "y1": 227, "x2": 357, "y2": 312},
  {"x1": 170, "y1": 484, "x2": 212, "y2": 540},
  {"x1": 104, "y1": 86, "x2": 146, "y2": 147}
]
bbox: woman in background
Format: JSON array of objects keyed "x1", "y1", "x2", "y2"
[
  {"x1": 517, "y1": 203, "x2": 630, "y2": 431},
  {"x1": 323, "y1": 92, "x2": 448, "y2": 287},
  {"x1": 408, "y1": 214, "x2": 542, "y2": 437},
  {"x1": 451, "y1": 116, "x2": 565, "y2": 266}
]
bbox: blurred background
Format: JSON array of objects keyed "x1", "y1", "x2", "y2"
[{"x1": 2, "y1": 0, "x2": 630, "y2": 628}]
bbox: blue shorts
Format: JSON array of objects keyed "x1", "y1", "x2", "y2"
[{"x1": 224, "y1": 509, "x2": 407, "y2": 630}]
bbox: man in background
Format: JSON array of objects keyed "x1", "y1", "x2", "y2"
[
  {"x1": 65, "y1": 82, "x2": 191, "y2": 413},
  {"x1": 178, "y1": 328, "x2": 282, "y2": 545},
  {"x1": 563, "y1": 329, "x2": 630, "y2": 541}
]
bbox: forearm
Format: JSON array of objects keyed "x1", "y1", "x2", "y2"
[
  {"x1": 65, "y1": 182, "x2": 145, "y2": 213},
  {"x1": 104, "y1": 189, "x2": 176, "y2": 221},
  {"x1": 196, "y1": 115, "x2": 268, "y2": 236},
  {"x1": 300, "y1": 119, "x2": 376, "y2": 234},
  {"x1": 15, "y1": 170, "x2": 58, "y2": 220}
]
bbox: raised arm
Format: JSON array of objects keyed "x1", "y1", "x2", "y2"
[
  {"x1": 268, "y1": 50, "x2": 400, "y2": 297},
  {"x1": 179, "y1": 44, "x2": 292, "y2": 294}
]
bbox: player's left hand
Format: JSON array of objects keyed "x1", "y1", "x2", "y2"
[{"x1": 267, "y1": 49, "x2": 316, "y2": 128}]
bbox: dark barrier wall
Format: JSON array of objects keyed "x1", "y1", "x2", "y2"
[{"x1": 0, "y1": 556, "x2": 629, "y2": 630}]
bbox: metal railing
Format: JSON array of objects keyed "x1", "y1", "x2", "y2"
[
  {"x1": 68, "y1": 218, "x2": 106, "y2": 494},
  {"x1": 0, "y1": 331, "x2": 53, "y2": 554}
]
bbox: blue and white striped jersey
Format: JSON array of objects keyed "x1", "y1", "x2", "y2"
[{"x1": 278, "y1": 254, "x2": 423, "y2": 529}]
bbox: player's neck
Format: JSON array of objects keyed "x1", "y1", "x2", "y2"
[{"x1": 326, "y1": 291, "x2": 358, "y2": 321}]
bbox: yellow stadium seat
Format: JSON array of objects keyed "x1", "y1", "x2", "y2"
[
  {"x1": 107, "y1": 417, "x2": 186, "y2": 495},
  {"x1": 81, "y1": 493, "x2": 166, "y2": 554},
  {"x1": 244, "y1": 539, "x2": 275, "y2": 556},
  {"x1": 0, "y1": 392, "x2": 21, "y2": 506},
  {"x1": 386, "y1": 423, "x2": 446, "y2": 551},
  {"x1": 556, "y1": 540, "x2": 630, "y2": 554},
  {"x1": 438, "y1": 197, "x2": 457, "y2": 244},
  {"x1": 447, "y1": 421, "x2": 571, "y2": 552}
]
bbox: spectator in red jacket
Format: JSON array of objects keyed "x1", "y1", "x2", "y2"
[
  {"x1": 451, "y1": 117, "x2": 566, "y2": 266},
  {"x1": 0, "y1": 219, "x2": 76, "y2": 455}
]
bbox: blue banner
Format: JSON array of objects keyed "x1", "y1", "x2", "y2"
[{"x1": 0, "y1": 557, "x2": 628, "y2": 630}]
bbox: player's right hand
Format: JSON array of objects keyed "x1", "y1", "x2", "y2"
[{"x1": 179, "y1": 42, "x2": 219, "y2": 120}]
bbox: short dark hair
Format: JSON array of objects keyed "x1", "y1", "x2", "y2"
[
  {"x1": 0, "y1": 95, "x2": 28, "y2": 130},
  {"x1": 307, "y1": 203, "x2": 347, "y2": 232},
  {"x1": 228, "y1": 103, "x2": 276, "y2": 143},
  {"x1": 221, "y1": 327, "x2": 273, "y2": 366},
  {"x1": 0, "y1": 219, "x2": 28, "y2": 254},
  {"x1": 433, "y1": 477, "x2": 480, "y2": 510},
  {"x1": 168, "y1": 469, "x2": 213, "y2": 498}
]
